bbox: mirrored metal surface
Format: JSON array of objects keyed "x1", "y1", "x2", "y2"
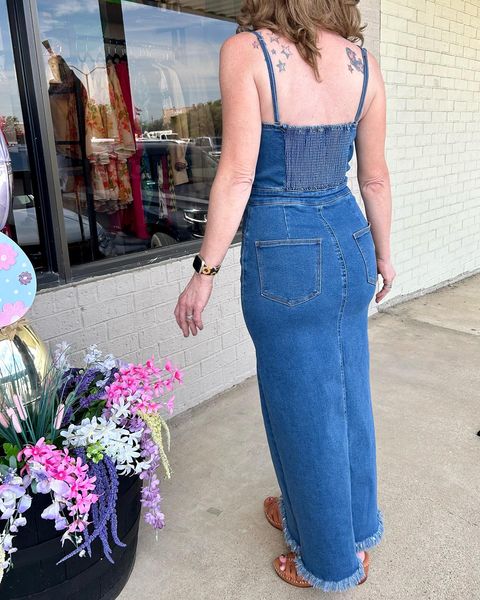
[{"x1": 0, "y1": 322, "x2": 50, "y2": 409}]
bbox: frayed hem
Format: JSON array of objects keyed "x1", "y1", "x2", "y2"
[
  {"x1": 355, "y1": 509, "x2": 384, "y2": 551},
  {"x1": 277, "y1": 496, "x2": 301, "y2": 554},
  {"x1": 294, "y1": 554, "x2": 365, "y2": 592}
]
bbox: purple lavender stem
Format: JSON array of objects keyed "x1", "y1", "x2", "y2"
[{"x1": 56, "y1": 451, "x2": 121, "y2": 565}]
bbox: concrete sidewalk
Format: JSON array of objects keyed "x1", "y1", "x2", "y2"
[{"x1": 119, "y1": 274, "x2": 480, "y2": 600}]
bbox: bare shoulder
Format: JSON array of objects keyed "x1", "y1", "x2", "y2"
[
  {"x1": 363, "y1": 47, "x2": 383, "y2": 84},
  {"x1": 220, "y1": 31, "x2": 259, "y2": 58}
]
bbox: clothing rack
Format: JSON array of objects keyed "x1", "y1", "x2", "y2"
[
  {"x1": 103, "y1": 37, "x2": 126, "y2": 46},
  {"x1": 69, "y1": 64, "x2": 106, "y2": 96},
  {"x1": 104, "y1": 36, "x2": 175, "y2": 61}
]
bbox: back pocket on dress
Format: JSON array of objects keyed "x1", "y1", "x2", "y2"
[
  {"x1": 352, "y1": 223, "x2": 378, "y2": 285},
  {"x1": 254, "y1": 238, "x2": 322, "y2": 306}
]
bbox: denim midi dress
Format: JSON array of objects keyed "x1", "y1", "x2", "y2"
[{"x1": 240, "y1": 30, "x2": 384, "y2": 592}]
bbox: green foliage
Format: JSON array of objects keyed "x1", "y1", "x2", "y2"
[
  {"x1": 0, "y1": 442, "x2": 21, "y2": 469},
  {"x1": 83, "y1": 399, "x2": 107, "y2": 421}
]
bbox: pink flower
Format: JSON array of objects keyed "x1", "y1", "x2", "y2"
[
  {"x1": 13, "y1": 395, "x2": 27, "y2": 421},
  {"x1": 19, "y1": 439, "x2": 98, "y2": 531},
  {"x1": 0, "y1": 301, "x2": 27, "y2": 327},
  {"x1": 67, "y1": 518, "x2": 88, "y2": 533},
  {"x1": 165, "y1": 395, "x2": 175, "y2": 415},
  {"x1": 0, "y1": 412, "x2": 9, "y2": 428},
  {"x1": 0, "y1": 243, "x2": 17, "y2": 270},
  {"x1": 6, "y1": 407, "x2": 22, "y2": 433},
  {"x1": 54, "y1": 404, "x2": 65, "y2": 429},
  {"x1": 18, "y1": 437, "x2": 53, "y2": 462},
  {"x1": 105, "y1": 357, "x2": 184, "y2": 415}
]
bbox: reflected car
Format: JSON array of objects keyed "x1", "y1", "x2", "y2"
[
  {"x1": 11, "y1": 194, "x2": 107, "y2": 264},
  {"x1": 141, "y1": 140, "x2": 219, "y2": 246},
  {"x1": 193, "y1": 136, "x2": 222, "y2": 161}
]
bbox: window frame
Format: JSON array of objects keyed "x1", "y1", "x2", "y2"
[{"x1": 6, "y1": 0, "x2": 242, "y2": 290}]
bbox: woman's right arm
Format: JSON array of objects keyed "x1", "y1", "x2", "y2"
[{"x1": 355, "y1": 50, "x2": 396, "y2": 303}]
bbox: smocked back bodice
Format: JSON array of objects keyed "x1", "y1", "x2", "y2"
[{"x1": 250, "y1": 30, "x2": 369, "y2": 194}]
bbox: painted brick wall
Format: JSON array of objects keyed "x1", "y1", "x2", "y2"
[
  {"x1": 379, "y1": 0, "x2": 480, "y2": 297},
  {"x1": 29, "y1": 246, "x2": 256, "y2": 415},
  {"x1": 28, "y1": 1, "x2": 384, "y2": 416}
]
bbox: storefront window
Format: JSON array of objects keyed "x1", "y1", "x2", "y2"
[
  {"x1": 36, "y1": 0, "x2": 239, "y2": 267},
  {"x1": 0, "y1": 0, "x2": 48, "y2": 271}
]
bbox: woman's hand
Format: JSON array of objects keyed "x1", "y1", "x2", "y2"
[
  {"x1": 375, "y1": 257, "x2": 396, "y2": 304},
  {"x1": 174, "y1": 273, "x2": 214, "y2": 337}
]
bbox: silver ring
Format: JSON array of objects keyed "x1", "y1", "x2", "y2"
[
  {"x1": 384, "y1": 283, "x2": 393, "y2": 289},
  {"x1": 186, "y1": 314, "x2": 194, "y2": 319}
]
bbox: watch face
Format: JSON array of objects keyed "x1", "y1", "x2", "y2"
[{"x1": 193, "y1": 254, "x2": 202, "y2": 272}]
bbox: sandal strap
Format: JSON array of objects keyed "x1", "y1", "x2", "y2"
[{"x1": 276, "y1": 552, "x2": 312, "y2": 586}]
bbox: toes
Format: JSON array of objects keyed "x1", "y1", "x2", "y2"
[{"x1": 274, "y1": 553, "x2": 311, "y2": 587}]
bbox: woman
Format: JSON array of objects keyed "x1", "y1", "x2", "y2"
[{"x1": 174, "y1": 0, "x2": 395, "y2": 591}]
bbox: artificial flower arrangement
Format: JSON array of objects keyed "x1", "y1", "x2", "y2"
[{"x1": 0, "y1": 343, "x2": 183, "y2": 582}]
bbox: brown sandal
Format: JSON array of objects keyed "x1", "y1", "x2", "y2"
[
  {"x1": 263, "y1": 496, "x2": 282, "y2": 530},
  {"x1": 360, "y1": 550, "x2": 370, "y2": 584},
  {"x1": 273, "y1": 552, "x2": 313, "y2": 588},
  {"x1": 273, "y1": 550, "x2": 370, "y2": 588}
]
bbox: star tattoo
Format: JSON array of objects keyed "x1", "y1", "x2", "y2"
[
  {"x1": 252, "y1": 40, "x2": 259, "y2": 49},
  {"x1": 271, "y1": 48, "x2": 277, "y2": 55},
  {"x1": 269, "y1": 34, "x2": 280, "y2": 44},
  {"x1": 281, "y1": 45, "x2": 292, "y2": 59},
  {"x1": 276, "y1": 60, "x2": 286, "y2": 72}
]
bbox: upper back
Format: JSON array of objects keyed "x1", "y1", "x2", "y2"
[{"x1": 250, "y1": 27, "x2": 371, "y2": 127}]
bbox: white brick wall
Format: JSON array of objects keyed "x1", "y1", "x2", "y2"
[
  {"x1": 379, "y1": 0, "x2": 480, "y2": 298},
  {"x1": 29, "y1": 246, "x2": 256, "y2": 416}
]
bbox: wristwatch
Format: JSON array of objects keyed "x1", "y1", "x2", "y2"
[{"x1": 192, "y1": 253, "x2": 221, "y2": 276}]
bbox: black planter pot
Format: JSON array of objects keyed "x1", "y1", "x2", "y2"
[{"x1": 1, "y1": 474, "x2": 142, "y2": 600}]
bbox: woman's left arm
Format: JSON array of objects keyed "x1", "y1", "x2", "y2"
[{"x1": 174, "y1": 32, "x2": 262, "y2": 337}]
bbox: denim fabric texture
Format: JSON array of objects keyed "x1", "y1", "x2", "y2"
[{"x1": 240, "y1": 30, "x2": 384, "y2": 592}]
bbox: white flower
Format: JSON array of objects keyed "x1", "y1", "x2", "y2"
[
  {"x1": 61, "y1": 416, "x2": 144, "y2": 473},
  {"x1": 84, "y1": 344, "x2": 102, "y2": 366},
  {"x1": 1, "y1": 534, "x2": 13, "y2": 551},
  {"x1": 53, "y1": 341, "x2": 71, "y2": 370},
  {"x1": 61, "y1": 416, "x2": 117, "y2": 448},
  {"x1": 98, "y1": 353, "x2": 117, "y2": 374},
  {"x1": 133, "y1": 458, "x2": 154, "y2": 474},
  {"x1": 108, "y1": 397, "x2": 133, "y2": 423},
  {"x1": 41, "y1": 501, "x2": 61, "y2": 520}
]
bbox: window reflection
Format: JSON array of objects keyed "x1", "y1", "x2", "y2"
[
  {"x1": 0, "y1": 0, "x2": 47, "y2": 271},
  {"x1": 37, "y1": 0, "x2": 238, "y2": 265}
]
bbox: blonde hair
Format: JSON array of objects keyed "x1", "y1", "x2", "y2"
[{"x1": 237, "y1": 0, "x2": 366, "y2": 82}]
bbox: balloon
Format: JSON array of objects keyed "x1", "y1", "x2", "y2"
[
  {"x1": 0, "y1": 129, "x2": 13, "y2": 230},
  {"x1": 0, "y1": 232, "x2": 37, "y2": 328},
  {"x1": 0, "y1": 322, "x2": 50, "y2": 411}
]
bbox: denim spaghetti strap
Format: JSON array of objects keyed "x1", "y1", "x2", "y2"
[
  {"x1": 252, "y1": 30, "x2": 369, "y2": 127},
  {"x1": 354, "y1": 47, "x2": 369, "y2": 123},
  {"x1": 252, "y1": 30, "x2": 281, "y2": 125}
]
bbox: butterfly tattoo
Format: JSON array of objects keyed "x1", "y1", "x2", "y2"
[{"x1": 345, "y1": 47, "x2": 364, "y2": 73}]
